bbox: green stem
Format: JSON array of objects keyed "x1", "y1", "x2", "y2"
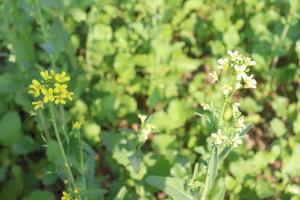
[
  {"x1": 79, "y1": 136, "x2": 87, "y2": 193},
  {"x1": 49, "y1": 104, "x2": 76, "y2": 189},
  {"x1": 38, "y1": 111, "x2": 50, "y2": 140}
]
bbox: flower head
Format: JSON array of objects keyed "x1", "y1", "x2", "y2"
[
  {"x1": 227, "y1": 50, "x2": 241, "y2": 61},
  {"x1": 243, "y1": 74, "x2": 257, "y2": 88},
  {"x1": 40, "y1": 70, "x2": 52, "y2": 81},
  {"x1": 73, "y1": 121, "x2": 82, "y2": 129},
  {"x1": 209, "y1": 71, "x2": 219, "y2": 83},
  {"x1": 211, "y1": 129, "x2": 227, "y2": 145},
  {"x1": 28, "y1": 79, "x2": 42, "y2": 97},
  {"x1": 32, "y1": 100, "x2": 44, "y2": 110},
  {"x1": 55, "y1": 71, "x2": 70, "y2": 83},
  {"x1": 28, "y1": 70, "x2": 73, "y2": 111},
  {"x1": 232, "y1": 103, "x2": 240, "y2": 113},
  {"x1": 61, "y1": 191, "x2": 70, "y2": 200},
  {"x1": 217, "y1": 58, "x2": 229, "y2": 70},
  {"x1": 221, "y1": 84, "x2": 232, "y2": 95},
  {"x1": 232, "y1": 134, "x2": 243, "y2": 148},
  {"x1": 234, "y1": 65, "x2": 247, "y2": 80}
]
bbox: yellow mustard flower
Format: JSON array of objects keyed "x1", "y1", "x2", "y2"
[
  {"x1": 42, "y1": 88, "x2": 55, "y2": 103},
  {"x1": 28, "y1": 79, "x2": 42, "y2": 97},
  {"x1": 28, "y1": 70, "x2": 73, "y2": 110},
  {"x1": 40, "y1": 70, "x2": 52, "y2": 81},
  {"x1": 54, "y1": 83, "x2": 68, "y2": 93},
  {"x1": 72, "y1": 121, "x2": 82, "y2": 129},
  {"x1": 55, "y1": 71, "x2": 71, "y2": 83},
  {"x1": 61, "y1": 191, "x2": 70, "y2": 200},
  {"x1": 54, "y1": 95, "x2": 66, "y2": 104},
  {"x1": 32, "y1": 100, "x2": 44, "y2": 110}
]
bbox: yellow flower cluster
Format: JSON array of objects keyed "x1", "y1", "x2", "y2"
[
  {"x1": 28, "y1": 70, "x2": 73, "y2": 110},
  {"x1": 61, "y1": 191, "x2": 71, "y2": 200}
]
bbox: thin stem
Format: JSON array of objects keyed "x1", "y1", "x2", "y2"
[
  {"x1": 79, "y1": 136, "x2": 86, "y2": 192},
  {"x1": 49, "y1": 104, "x2": 76, "y2": 189},
  {"x1": 38, "y1": 110, "x2": 50, "y2": 140}
]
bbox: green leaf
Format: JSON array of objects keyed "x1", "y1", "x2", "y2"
[
  {"x1": 223, "y1": 26, "x2": 240, "y2": 49},
  {"x1": 0, "y1": 178, "x2": 23, "y2": 200},
  {"x1": 145, "y1": 176, "x2": 195, "y2": 200},
  {"x1": 283, "y1": 144, "x2": 300, "y2": 176},
  {"x1": 293, "y1": 115, "x2": 300, "y2": 135},
  {"x1": 270, "y1": 118, "x2": 286, "y2": 137},
  {"x1": 271, "y1": 96, "x2": 288, "y2": 119},
  {"x1": 0, "y1": 111, "x2": 22, "y2": 145},
  {"x1": 80, "y1": 189, "x2": 107, "y2": 198},
  {"x1": 113, "y1": 186, "x2": 127, "y2": 200},
  {"x1": 168, "y1": 99, "x2": 192, "y2": 128},
  {"x1": 255, "y1": 179, "x2": 276, "y2": 199},
  {"x1": 24, "y1": 190, "x2": 55, "y2": 200},
  {"x1": 46, "y1": 139, "x2": 61, "y2": 164}
]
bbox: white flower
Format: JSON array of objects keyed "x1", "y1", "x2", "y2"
[
  {"x1": 200, "y1": 103, "x2": 210, "y2": 111},
  {"x1": 227, "y1": 50, "x2": 240, "y2": 61},
  {"x1": 232, "y1": 134, "x2": 243, "y2": 148},
  {"x1": 232, "y1": 103, "x2": 240, "y2": 113},
  {"x1": 221, "y1": 84, "x2": 233, "y2": 95},
  {"x1": 245, "y1": 57, "x2": 256, "y2": 66},
  {"x1": 235, "y1": 82, "x2": 242, "y2": 90},
  {"x1": 243, "y1": 74, "x2": 257, "y2": 88},
  {"x1": 209, "y1": 71, "x2": 218, "y2": 83},
  {"x1": 236, "y1": 116, "x2": 246, "y2": 132},
  {"x1": 211, "y1": 129, "x2": 227, "y2": 145},
  {"x1": 138, "y1": 114, "x2": 147, "y2": 124},
  {"x1": 217, "y1": 58, "x2": 229, "y2": 70},
  {"x1": 234, "y1": 65, "x2": 247, "y2": 80}
]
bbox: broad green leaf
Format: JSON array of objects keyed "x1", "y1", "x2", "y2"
[
  {"x1": 255, "y1": 179, "x2": 276, "y2": 199},
  {"x1": 0, "y1": 178, "x2": 23, "y2": 200},
  {"x1": 0, "y1": 111, "x2": 22, "y2": 145},
  {"x1": 23, "y1": 190, "x2": 55, "y2": 200},
  {"x1": 270, "y1": 118, "x2": 286, "y2": 137},
  {"x1": 145, "y1": 176, "x2": 195, "y2": 200},
  {"x1": 46, "y1": 140, "x2": 61, "y2": 164}
]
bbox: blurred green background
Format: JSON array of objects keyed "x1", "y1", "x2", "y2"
[{"x1": 0, "y1": 0, "x2": 300, "y2": 199}]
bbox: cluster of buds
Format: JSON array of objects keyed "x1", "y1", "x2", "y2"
[
  {"x1": 208, "y1": 50, "x2": 256, "y2": 148},
  {"x1": 28, "y1": 70, "x2": 73, "y2": 110}
]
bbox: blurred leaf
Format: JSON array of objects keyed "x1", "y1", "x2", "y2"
[
  {"x1": 270, "y1": 118, "x2": 286, "y2": 137},
  {"x1": 255, "y1": 179, "x2": 276, "y2": 199},
  {"x1": 0, "y1": 111, "x2": 22, "y2": 145},
  {"x1": 0, "y1": 178, "x2": 23, "y2": 200},
  {"x1": 80, "y1": 189, "x2": 107, "y2": 198},
  {"x1": 146, "y1": 176, "x2": 194, "y2": 200},
  {"x1": 113, "y1": 186, "x2": 127, "y2": 200},
  {"x1": 24, "y1": 190, "x2": 55, "y2": 200}
]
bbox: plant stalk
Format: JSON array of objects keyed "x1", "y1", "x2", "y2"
[{"x1": 49, "y1": 104, "x2": 76, "y2": 189}]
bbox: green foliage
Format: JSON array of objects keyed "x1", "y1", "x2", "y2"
[{"x1": 0, "y1": 0, "x2": 300, "y2": 199}]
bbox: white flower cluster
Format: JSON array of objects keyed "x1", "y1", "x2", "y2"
[
  {"x1": 209, "y1": 50, "x2": 257, "y2": 96},
  {"x1": 138, "y1": 114, "x2": 155, "y2": 142},
  {"x1": 211, "y1": 128, "x2": 243, "y2": 148}
]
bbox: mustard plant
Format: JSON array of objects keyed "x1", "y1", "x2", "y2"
[
  {"x1": 146, "y1": 50, "x2": 256, "y2": 200},
  {"x1": 28, "y1": 71, "x2": 105, "y2": 200}
]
